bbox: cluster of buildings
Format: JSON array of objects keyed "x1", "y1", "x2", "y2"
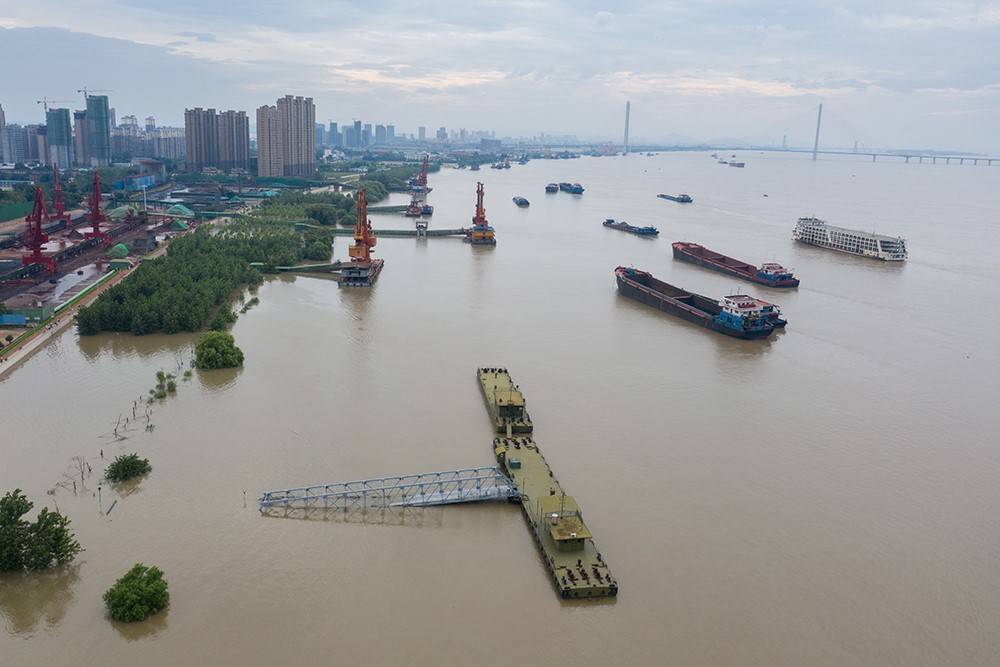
[
  {"x1": 0, "y1": 98, "x2": 184, "y2": 168},
  {"x1": 2, "y1": 93, "x2": 502, "y2": 180}
]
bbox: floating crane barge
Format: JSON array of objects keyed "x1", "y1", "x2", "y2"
[{"x1": 478, "y1": 368, "x2": 618, "y2": 599}]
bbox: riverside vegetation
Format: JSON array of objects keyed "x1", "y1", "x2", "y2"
[
  {"x1": 0, "y1": 489, "x2": 81, "y2": 572},
  {"x1": 104, "y1": 454, "x2": 152, "y2": 482},
  {"x1": 195, "y1": 331, "x2": 244, "y2": 369}
]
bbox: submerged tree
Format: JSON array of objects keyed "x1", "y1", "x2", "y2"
[
  {"x1": 104, "y1": 454, "x2": 152, "y2": 483},
  {"x1": 104, "y1": 563, "x2": 169, "y2": 622},
  {"x1": 195, "y1": 331, "x2": 244, "y2": 370},
  {"x1": 0, "y1": 489, "x2": 82, "y2": 572}
]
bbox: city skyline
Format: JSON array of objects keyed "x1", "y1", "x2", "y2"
[{"x1": 1, "y1": 2, "x2": 999, "y2": 152}]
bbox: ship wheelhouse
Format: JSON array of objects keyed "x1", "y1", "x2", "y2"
[{"x1": 717, "y1": 295, "x2": 772, "y2": 331}]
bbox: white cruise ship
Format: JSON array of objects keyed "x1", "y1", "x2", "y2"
[{"x1": 793, "y1": 217, "x2": 907, "y2": 261}]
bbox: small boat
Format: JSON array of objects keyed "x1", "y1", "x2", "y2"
[
  {"x1": 614, "y1": 267, "x2": 781, "y2": 339},
  {"x1": 420, "y1": 204, "x2": 434, "y2": 216},
  {"x1": 729, "y1": 161, "x2": 745, "y2": 168},
  {"x1": 672, "y1": 242, "x2": 799, "y2": 287},
  {"x1": 559, "y1": 182, "x2": 584, "y2": 194},
  {"x1": 545, "y1": 183, "x2": 558, "y2": 193},
  {"x1": 513, "y1": 196, "x2": 530, "y2": 207},
  {"x1": 657, "y1": 193, "x2": 693, "y2": 203},
  {"x1": 603, "y1": 219, "x2": 658, "y2": 236}
]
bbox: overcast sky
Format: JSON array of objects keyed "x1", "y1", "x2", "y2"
[{"x1": 2, "y1": 1, "x2": 999, "y2": 152}]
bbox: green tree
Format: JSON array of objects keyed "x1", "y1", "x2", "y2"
[
  {"x1": 104, "y1": 454, "x2": 152, "y2": 482},
  {"x1": 0, "y1": 489, "x2": 81, "y2": 572},
  {"x1": 103, "y1": 563, "x2": 169, "y2": 622},
  {"x1": 195, "y1": 331, "x2": 244, "y2": 369}
]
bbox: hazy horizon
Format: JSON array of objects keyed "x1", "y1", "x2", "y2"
[{"x1": 2, "y1": 2, "x2": 999, "y2": 152}]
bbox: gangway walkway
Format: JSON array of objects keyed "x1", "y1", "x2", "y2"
[{"x1": 259, "y1": 466, "x2": 518, "y2": 511}]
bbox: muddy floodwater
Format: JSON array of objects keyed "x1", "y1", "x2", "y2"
[{"x1": 2, "y1": 153, "x2": 999, "y2": 666}]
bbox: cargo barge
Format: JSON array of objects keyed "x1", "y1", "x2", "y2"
[
  {"x1": 603, "y1": 219, "x2": 658, "y2": 237},
  {"x1": 657, "y1": 193, "x2": 693, "y2": 203},
  {"x1": 478, "y1": 368, "x2": 533, "y2": 433},
  {"x1": 513, "y1": 196, "x2": 530, "y2": 207},
  {"x1": 545, "y1": 183, "x2": 558, "y2": 193},
  {"x1": 478, "y1": 368, "x2": 617, "y2": 599},
  {"x1": 793, "y1": 217, "x2": 907, "y2": 261},
  {"x1": 558, "y1": 182, "x2": 585, "y2": 194},
  {"x1": 672, "y1": 242, "x2": 799, "y2": 287},
  {"x1": 615, "y1": 266, "x2": 781, "y2": 339}
]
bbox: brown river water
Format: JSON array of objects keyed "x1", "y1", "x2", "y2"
[{"x1": 1, "y1": 152, "x2": 998, "y2": 666}]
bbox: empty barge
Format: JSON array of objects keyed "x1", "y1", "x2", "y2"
[
  {"x1": 672, "y1": 242, "x2": 799, "y2": 287},
  {"x1": 478, "y1": 368, "x2": 617, "y2": 599},
  {"x1": 615, "y1": 266, "x2": 783, "y2": 339}
]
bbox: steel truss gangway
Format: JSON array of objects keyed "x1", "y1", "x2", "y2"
[{"x1": 259, "y1": 466, "x2": 519, "y2": 512}]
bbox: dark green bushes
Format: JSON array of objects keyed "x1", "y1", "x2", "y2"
[
  {"x1": 195, "y1": 331, "x2": 244, "y2": 369},
  {"x1": 104, "y1": 563, "x2": 169, "y2": 622},
  {"x1": 104, "y1": 454, "x2": 152, "y2": 482}
]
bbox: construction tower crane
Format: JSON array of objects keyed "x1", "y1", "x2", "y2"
[
  {"x1": 77, "y1": 87, "x2": 113, "y2": 102},
  {"x1": 22, "y1": 187, "x2": 57, "y2": 272},
  {"x1": 36, "y1": 98, "x2": 74, "y2": 112}
]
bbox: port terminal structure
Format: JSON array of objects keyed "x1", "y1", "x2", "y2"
[
  {"x1": 259, "y1": 368, "x2": 617, "y2": 600},
  {"x1": 465, "y1": 182, "x2": 496, "y2": 246}
]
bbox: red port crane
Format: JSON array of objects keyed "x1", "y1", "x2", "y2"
[
  {"x1": 473, "y1": 181, "x2": 488, "y2": 226},
  {"x1": 84, "y1": 171, "x2": 110, "y2": 245},
  {"x1": 349, "y1": 188, "x2": 378, "y2": 263},
  {"x1": 417, "y1": 154, "x2": 429, "y2": 188},
  {"x1": 52, "y1": 165, "x2": 67, "y2": 220},
  {"x1": 22, "y1": 187, "x2": 57, "y2": 272}
]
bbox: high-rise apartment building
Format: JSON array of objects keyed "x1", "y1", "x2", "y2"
[
  {"x1": 85, "y1": 95, "x2": 112, "y2": 166},
  {"x1": 145, "y1": 116, "x2": 156, "y2": 131},
  {"x1": 418, "y1": 126, "x2": 426, "y2": 141},
  {"x1": 256, "y1": 95, "x2": 316, "y2": 178},
  {"x1": 387, "y1": 125, "x2": 395, "y2": 142},
  {"x1": 217, "y1": 110, "x2": 250, "y2": 171},
  {"x1": 73, "y1": 111, "x2": 88, "y2": 166},
  {"x1": 375, "y1": 124, "x2": 387, "y2": 144},
  {"x1": 315, "y1": 123, "x2": 325, "y2": 148},
  {"x1": 436, "y1": 127, "x2": 447, "y2": 141},
  {"x1": 185, "y1": 107, "x2": 249, "y2": 172},
  {"x1": 46, "y1": 108, "x2": 74, "y2": 168},
  {"x1": 0, "y1": 103, "x2": 7, "y2": 162},
  {"x1": 2, "y1": 124, "x2": 28, "y2": 164},
  {"x1": 328, "y1": 122, "x2": 339, "y2": 147}
]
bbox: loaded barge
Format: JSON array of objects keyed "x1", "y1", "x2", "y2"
[
  {"x1": 478, "y1": 368, "x2": 617, "y2": 599},
  {"x1": 615, "y1": 266, "x2": 783, "y2": 339},
  {"x1": 657, "y1": 193, "x2": 693, "y2": 203},
  {"x1": 603, "y1": 219, "x2": 659, "y2": 237},
  {"x1": 672, "y1": 242, "x2": 799, "y2": 287}
]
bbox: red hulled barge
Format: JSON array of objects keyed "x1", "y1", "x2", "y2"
[{"x1": 672, "y1": 241, "x2": 799, "y2": 288}]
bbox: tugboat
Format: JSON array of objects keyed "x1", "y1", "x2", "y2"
[
  {"x1": 657, "y1": 193, "x2": 693, "y2": 203},
  {"x1": 672, "y1": 242, "x2": 799, "y2": 287},
  {"x1": 603, "y1": 219, "x2": 658, "y2": 236},
  {"x1": 465, "y1": 182, "x2": 496, "y2": 246},
  {"x1": 545, "y1": 183, "x2": 558, "y2": 193},
  {"x1": 614, "y1": 267, "x2": 780, "y2": 339},
  {"x1": 513, "y1": 196, "x2": 530, "y2": 208}
]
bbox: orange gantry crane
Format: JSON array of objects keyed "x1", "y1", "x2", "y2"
[
  {"x1": 466, "y1": 182, "x2": 496, "y2": 246},
  {"x1": 349, "y1": 188, "x2": 377, "y2": 263}
]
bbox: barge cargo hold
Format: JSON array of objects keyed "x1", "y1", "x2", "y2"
[
  {"x1": 478, "y1": 368, "x2": 617, "y2": 599},
  {"x1": 603, "y1": 219, "x2": 659, "y2": 237},
  {"x1": 657, "y1": 193, "x2": 693, "y2": 203},
  {"x1": 615, "y1": 266, "x2": 780, "y2": 339},
  {"x1": 672, "y1": 241, "x2": 799, "y2": 287}
]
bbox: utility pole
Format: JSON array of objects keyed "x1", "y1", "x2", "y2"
[
  {"x1": 812, "y1": 103, "x2": 823, "y2": 161},
  {"x1": 623, "y1": 101, "x2": 631, "y2": 154}
]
